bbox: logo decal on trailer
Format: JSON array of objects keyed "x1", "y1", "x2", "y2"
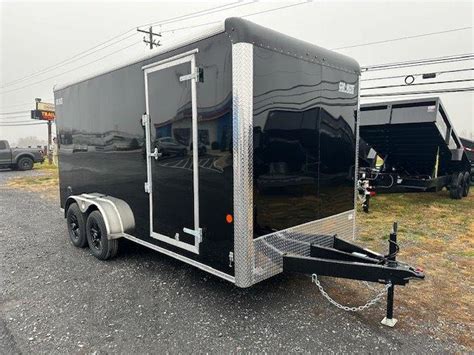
[
  {"x1": 55, "y1": 98, "x2": 63, "y2": 106},
  {"x1": 338, "y1": 81, "x2": 355, "y2": 95}
]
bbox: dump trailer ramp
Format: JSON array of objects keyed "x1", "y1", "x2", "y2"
[{"x1": 281, "y1": 223, "x2": 424, "y2": 325}]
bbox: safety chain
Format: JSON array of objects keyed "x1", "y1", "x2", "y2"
[{"x1": 312, "y1": 274, "x2": 392, "y2": 312}]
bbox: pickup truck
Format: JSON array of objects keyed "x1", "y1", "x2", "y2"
[{"x1": 0, "y1": 140, "x2": 44, "y2": 171}]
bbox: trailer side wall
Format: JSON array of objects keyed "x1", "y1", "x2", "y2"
[{"x1": 55, "y1": 32, "x2": 235, "y2": 275}]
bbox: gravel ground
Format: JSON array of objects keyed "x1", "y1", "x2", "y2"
[{"x1": 0, "y1": 169, "x2": 465, "y2": 353}]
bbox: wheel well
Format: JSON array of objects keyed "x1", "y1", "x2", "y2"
[
  {"x1": 14, "y1": 154, "x2": 34, "y2": 164},
  {"x1": 64, "y1": 198, "x2": 98, "y2": 218}
]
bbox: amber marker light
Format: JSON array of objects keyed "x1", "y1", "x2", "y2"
[{"x1": 226, "y1": 214, "x2": 233, "y2": 224}]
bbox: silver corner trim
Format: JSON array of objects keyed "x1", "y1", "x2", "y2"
[
  {"x1": 232, "y1": 42, "x2": 254, "y2": 288},
  {"x1": 122, "y1": 233, "x2": 235, "y2": 284},
  {"x1": 353, "y1": 75, "x2": 361, "y2": 240}
]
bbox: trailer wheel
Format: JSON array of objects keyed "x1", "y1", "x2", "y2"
[
  {"x1": 86, "y1": 210, "x2": 119, "y2": 260},
  {"x1": 17, "y1": 156, "x2": 34, "y2": 171},
  {"x1": 66, "y1": 203, "x2": 87, "y2": 248},
  {"x1": 449, "y1": 172, "x2": 463, "y2": 200},
  {"x1": 462, "y1": 172, "x2": 470, "y2": 197}
]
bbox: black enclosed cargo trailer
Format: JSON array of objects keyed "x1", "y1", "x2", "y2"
[
  {"x1": 358, "y1": 97, "x2": 471, "y2": 202},
  {"x1": 54, "y1": 18, "x2": 423, "y2": 322}
]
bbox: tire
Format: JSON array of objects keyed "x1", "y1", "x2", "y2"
[
  {"x1": 462, "y1": 171, "x2": 470, "y2": 197},
  {"x1": 17, "y1": 156, "x2": 34, "y2": 171},
  {"x1": 449, "y1": 172, "x2": 463, "y2": 200},
  {"x1": 66, "y1": 203, "x2": 87, "y2": 248},
  {"x1": 86, "y1": 210, "x2": 118, "y2": 260}
]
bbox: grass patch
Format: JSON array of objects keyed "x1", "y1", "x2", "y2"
[
  {"x1": 34, "y1": 161, "x2": 58, "y2": 170},
  {"x1": 355, "y1": 191, "x2": 474, "y2": 348},
  {"x1": 7, "y1": 169, "x2": 59, "y2": 199}
]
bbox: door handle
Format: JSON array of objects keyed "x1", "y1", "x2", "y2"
[{"x1": 149, "y1": 147, "x2": 162, "y2": 160}]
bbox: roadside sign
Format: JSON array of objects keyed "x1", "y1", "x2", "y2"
[{"x1": 31, "y1": 102, "x2": 55, "y2": 121}]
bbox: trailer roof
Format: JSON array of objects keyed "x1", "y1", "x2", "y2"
[{"x1": 55, "y1": 17, "x2": 360, "y2": 91}]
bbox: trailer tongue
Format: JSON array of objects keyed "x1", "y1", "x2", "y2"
[{"x1": 283, "y1": 222, "x2": 424, "y2": 326}]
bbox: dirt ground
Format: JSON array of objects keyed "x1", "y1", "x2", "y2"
[{"x1": 1, "y1": 165, "x2": 473, "y2": 352}]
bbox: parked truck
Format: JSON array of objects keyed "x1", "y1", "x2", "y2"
[{"x1": 0, "y1": 140, "x2": 44, "y2": 170}]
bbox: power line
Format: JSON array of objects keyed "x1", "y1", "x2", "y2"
[
  {"x1": 361, "y1": 67, "x2": 474, "y2": 82},
  {"x1": 332, "y1": 26, "x2": 472, "y2": 51},
  {"x1": 362, "y1": 78, "x2": 474, "y2": 90},
  {"x1": 1, "y1": 41, "x2": 141, "y2": 94},
  {"x1": 0, "y1": 110, "x2": 30, "y2": 115},
  {"x1": 0, "y1": 1, "x2": 310, "y2": 95},
  {"x1": 0, "y1": 33, "x2": 139, "y2": 89},
  {"x1": 362, "y1": 53, "x2": 474, "y2": 71},
  {"x1": 360, "y1": 87, "x2": 474, "y2": 98},
  {"x1": 1, "y1": 2, "x2": 253, "y2": 88},
  {"x1": 0, "y1": 122, "x2": 49, "y2": 127}
]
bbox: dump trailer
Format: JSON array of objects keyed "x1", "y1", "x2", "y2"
[
  {"x1": 54, "y1": 18, "x2": 423, "y2": 324},
  {"x1": 460, "y1": 136, "x2": 474, "y2": 184},
  {"x1": 359, "y1": 97, "x2": 471, "y2": 201}
]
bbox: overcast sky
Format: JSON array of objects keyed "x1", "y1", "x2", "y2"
[{"x1": 1, "y1": 0, "x2": 473, "y2": 145}]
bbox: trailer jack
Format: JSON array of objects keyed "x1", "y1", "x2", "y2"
[{"x1": 283, "y1": 222, "x2": 424, "y2": 326}]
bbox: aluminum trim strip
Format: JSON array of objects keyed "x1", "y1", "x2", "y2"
[
  {"x1": 232, "y1": 42, "x2": 254, "y2": 288},
  {"x1": 150, "y1": 232, "x2": 199, "y2": 254},
  {"x1": 122, "y1": 233, "x2": 235, "y2": 283},
  {"x1": 142, "y1": 49, "x2": 198, "y2": 70}
]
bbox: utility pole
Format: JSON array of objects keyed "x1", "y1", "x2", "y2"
[
  {"x1": 35, "y1": 97, "x2": 52, "y2": 165},
  {"x1": 137, "y1": 26, "x2": 162, "y2": 50}
]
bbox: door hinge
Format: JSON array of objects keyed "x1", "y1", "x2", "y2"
[
  {"x1": 229, "y1": 251, "x2": 234, "y2": 268},
  {"x1": 144, "y1": 182, "x2": 150, "y2": 193},
  {"x1": 183, "y1": 227, "x2": 202, "y2": 243},
  {"x1": 141, "y1": 114, "x2": 149, "y2": 126},
  {"x1": 179, "y1": 68, "x2": 203, "y2": 83}
]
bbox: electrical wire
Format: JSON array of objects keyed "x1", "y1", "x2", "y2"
[
  {"x1": 0, "y1": 110, "x2": 30, "y2": 115},
  {"x1": 360, "y1": 87, "x2": 474, "y2": 98},
  {"x1": 0, "y1": 41, "x2": 141, "y2": 94},
  {"x1": 362, "y1": 78, "x2": 474, "y2": 90},
  {"x1": 362, "y1": 53, "x2": 474, "y2": 71},
  {"x1": 0, "y1": 122, "x2": 49, "y2": 126},
  {"x1": 332, "y1": 26, "x2": 472, "y2": 51},
  {"x1": 0, "y1": 1, "x2": 253, "y2": 88},
  {"x1": 0, "y1": 99, "x2": 53, "y2": 110},
  {"x1": 0, "y1": 1, "x2": 311, "y2": 95},
  {"x1": 361, "y1": 67, "x2": 474, "y2": 82},
  {"x1": 160, "y1": 1, "x2": 311, "y2": 34}
]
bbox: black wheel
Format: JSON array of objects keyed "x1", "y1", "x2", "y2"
[
  {"x1": 86, "y1": 210, "x2": 118, "y2": 260},
  {"x1": 17, "y1": 156, "x2": 34, "y2": 171},
  {"x1": 462, "y1": 172, "x2": 470, "y2": 197},
  {"x1": 66, "y1": 203, "x2": 87, "y2": 248},
  {"x1": 449, "y1": 172, "x2": 463, "y2": 200}
]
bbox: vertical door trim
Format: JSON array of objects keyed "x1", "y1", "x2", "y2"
[
  {"x1": 232, "y1": 43, "x2": 254, "y2": 288},
  {"x1": 143, "y1": 50, "x2": 201, "y2": 255}
]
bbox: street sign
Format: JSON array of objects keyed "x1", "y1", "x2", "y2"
[
  {"x1": 37, "y1": 102, "x2": 55, "y2": 112},
  {"x1": 31, "y1": 109, "x2": 55, "y2": 121},
  {"x1": 31, "y1": 102, "x2": 55, "y2": 121}
]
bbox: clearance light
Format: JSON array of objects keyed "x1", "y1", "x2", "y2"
[{"x1": 226, "y1": 214, "x2": 233, "y2": 224}]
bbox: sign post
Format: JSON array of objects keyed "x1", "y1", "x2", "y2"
[{"x1": 32, "y1": 98, "x2": 55, "y2": 164}]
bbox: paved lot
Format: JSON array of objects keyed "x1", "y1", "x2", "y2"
[{"x1": 0, "y1": 169, "x2": 465, "y2": 353}]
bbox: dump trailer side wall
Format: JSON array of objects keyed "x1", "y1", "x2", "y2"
[{"x1": 55, "y1": 32, "x2": 235, "y2": 275}]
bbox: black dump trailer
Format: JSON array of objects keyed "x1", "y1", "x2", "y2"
[
  {"x1": 460, "y1": 136, "x2": 474, "y2": 184},
  {"x1": 54, "y1": 18, "x2": 423, "y2": 323},
  {"x1": 359, "y1": 97, "x2": 471, "y2": 201}
]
